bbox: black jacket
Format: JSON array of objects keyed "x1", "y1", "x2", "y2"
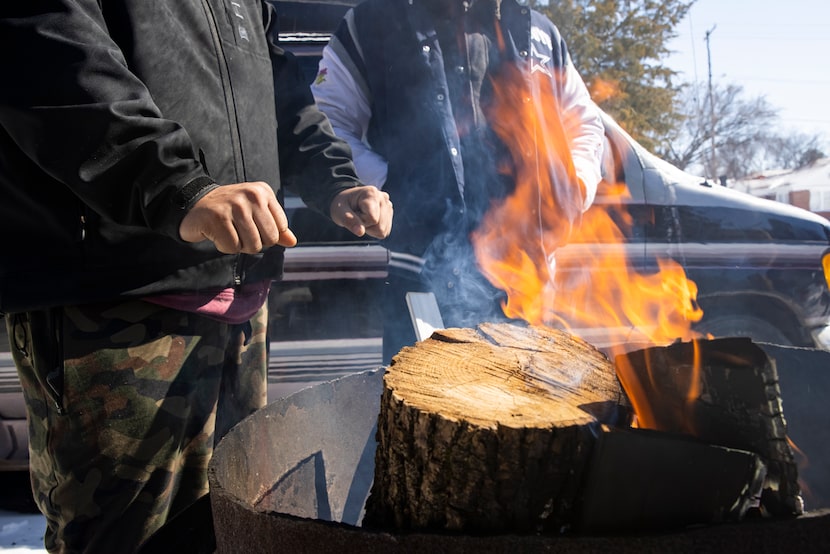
[{"x1": 0, "y1": 0, "x2": 360, "y2": 313}]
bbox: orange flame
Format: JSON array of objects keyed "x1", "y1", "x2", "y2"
[
  {"x1": 589, "y1": 77, "x2": 623, "y2": 104},
  {"x1": 614, "y1": 338, "x2": 703, "y2": 431},
  {"x1": 789, "y1": 436, "x2": 813, "y2": 505},
  {"x1": 470, "y1": 63, "x2": 703, "y2": 361}
]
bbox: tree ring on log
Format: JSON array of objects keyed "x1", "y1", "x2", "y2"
[{"x1": 363, "y1": 322, "x2": 626, "y2": 535}]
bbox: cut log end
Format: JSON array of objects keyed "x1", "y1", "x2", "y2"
[
  {"x1": 364, "y1": 323, "x2": 625, "y2": 533},
  {"x1": 388, "y1": 323, "x2": 624, "y2": 428}
]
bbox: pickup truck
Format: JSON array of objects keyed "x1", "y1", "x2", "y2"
[
  {"x1": 2, "y1": 0, "x2": 830, "y2": 471},
  {"x1": 273, "y1": 0, "x2": 830, "y2": 350}
]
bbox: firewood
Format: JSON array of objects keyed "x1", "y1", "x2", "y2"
[
  {"x1": 615, "y1": 337, "x2": 803, "y2": 517},
  {"x1": 578, "y1": 425, "x2": 767, "y2": 533},
  {"x1": 362, "y1": 322, "x2": 626, "y2": 534}
]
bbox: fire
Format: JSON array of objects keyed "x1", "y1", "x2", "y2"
[
  {"x1": 470, "y1": 63, "x2": 703, "y2": 359},
  {"x1": 588, "y1": 77, "x2": 622, "y2": 104},
  {"x1": 789, "y1": 436, "x2": 813, "y2": 504},
  {"x1": 614, "y1": 338, "x2": 703, "y2": 431}
]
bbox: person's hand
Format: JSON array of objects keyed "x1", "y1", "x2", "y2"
[
  {"x1": 179, "y1": 181, "x2": 297, "y2": 253},
  {"x1": 330, "y1": 186, "x2": 393, "y2": 239}
]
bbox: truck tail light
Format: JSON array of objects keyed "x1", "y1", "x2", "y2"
[{"x1": 823, "y1": 252, "x2": 830, "y2": 291}]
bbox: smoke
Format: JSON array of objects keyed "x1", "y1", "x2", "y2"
[
  {"x1": 416, "y1": 66, "x2": 582, "y2": 332},
  {"x1": 419, "y1": 198, "x2": 514, "y2": 329}
]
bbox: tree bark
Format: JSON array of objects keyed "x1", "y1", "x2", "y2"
[{"x1": 362, "y1": 323, "x2": 626, "y2": 534}]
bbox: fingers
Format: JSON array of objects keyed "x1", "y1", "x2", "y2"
[
  {"x1": 359, "y1": 189, "x2": 393, "y2": 239},
  {"x1": 331, "y1": 186, "x2": 394, "y2": 240},
  {"x1": 179, "y1": 181, "x2": 297, "y2": 254},
  {"x1": 233, "y1": 191, "x2": 297, "y2": 251},
  {"x1": 268, "y1": 201, "x2": 298, "y2": 247}
]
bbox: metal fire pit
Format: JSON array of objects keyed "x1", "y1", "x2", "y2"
[{"x1": 207, "y1": 344, "x2": 830, "y2": 554}]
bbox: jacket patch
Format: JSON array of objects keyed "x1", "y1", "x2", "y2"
[
  {"x1": 530, "y1": 25, "x2": 552, "y2": 50},
  {"x1": 530, "y1": 25, "x2": 553, "y2": 76},
  {"x1": 315, "y1": 67, "x2": 328, "y2": 85},
  {"x1": 230, "y1": 1, "x2": 251, "y2": 42},
  {"x1": 530, "y1": 43, "x2": 552, "y2": 76}
]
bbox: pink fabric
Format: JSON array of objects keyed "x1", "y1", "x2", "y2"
[{"x1": 143, "y1": 280, "x2": 271, "y2": 324}]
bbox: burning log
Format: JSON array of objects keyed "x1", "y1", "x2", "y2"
[
  {"x1": 362, "y1": 322, "x2": 627, "y2": 534},
  {"x1": 577, "y1": 425, "x2": 767, "y2": 533},
  {"x1": 615, "y1": 337, "x2": 803, "y2": 517}
]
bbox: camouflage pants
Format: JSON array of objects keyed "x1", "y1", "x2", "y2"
[{"x1": 7, "y1": 299, "x2": 269, "y2": 554}]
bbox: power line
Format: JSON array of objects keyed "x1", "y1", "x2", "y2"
[
  {"x1": 687, "y1": 10, "x2": 699, "y2": 83},
  {"x1": 705, "y1": 25, "x2": 717, "y2": 177},
  {"x1": 781, "y1": 118, "x2": 830, "y2": 125},
  {"x1": 699, "y1": 35, "x2": 830, "y2": 42},
  {"x1": 726, "y1": 77, "x2": 830, "y2": 86}
]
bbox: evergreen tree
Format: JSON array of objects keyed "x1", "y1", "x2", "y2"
[
  {"x1": 532, "y1": 0, "x2": 694, "y2": 152},
  {"x1": 532, "y1": 1, "x2": 825, "y2": 176}
]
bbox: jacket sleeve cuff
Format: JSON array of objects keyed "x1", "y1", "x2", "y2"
[{"x1": 172, "y1": 176, "x2": 219, "y2": 210}]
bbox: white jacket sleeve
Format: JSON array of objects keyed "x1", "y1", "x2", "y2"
[
  {"x1": 311, "y1": 42, "x2": 389, "y2": 189},
  {"x1": 558, "y1": 58, "x2": 605, "y2": 211}
]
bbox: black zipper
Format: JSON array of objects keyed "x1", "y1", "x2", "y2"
[
  {"x1": 201, "y1": 0, "x2": 247, "y2": 289},
  {"x1": 233, "y1": 255, "x2": 243, "y2": 286},
  {"x1": 45, "y1": 308, "x2": 65, "y2": 415}
]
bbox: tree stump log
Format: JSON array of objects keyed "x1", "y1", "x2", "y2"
[{"x1": 362, "y1": 322, "x2": 626, "y2": 534}]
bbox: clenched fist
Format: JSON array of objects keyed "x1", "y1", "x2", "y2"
[
  {"x1": 329, "y1": 186, "x2": 393, "y2": 239},
  {"x1": 179, "y1": 181, "x2": 297, "y2": 254}
]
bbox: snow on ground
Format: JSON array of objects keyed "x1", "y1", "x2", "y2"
[{"x1": 0, "y1": 510, "x2": 46, "y2": 553}]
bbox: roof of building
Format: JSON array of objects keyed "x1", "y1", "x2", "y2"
[{"x1": 732, "y1": 158, "x2": 830, "y2": 194}]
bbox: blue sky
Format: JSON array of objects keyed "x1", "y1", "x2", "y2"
[{"x1": 666, "y1": 0, "x2": 830, "y2": 148}]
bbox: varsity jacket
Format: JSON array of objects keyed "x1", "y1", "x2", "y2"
[
  {"x1": 0, "y1": 0, "x2": 360, "y2": 313},
  {"x1": 312, "y1": 0, "x2": 604, "y2": 257}
]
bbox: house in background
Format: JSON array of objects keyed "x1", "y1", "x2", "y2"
[{"x1": 731, "y1": 158, "x2": 830, "y2": 220}]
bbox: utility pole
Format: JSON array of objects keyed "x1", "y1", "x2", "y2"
[{"x1": 705, "y1": 25, "x2": 717, "y2": 180}]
